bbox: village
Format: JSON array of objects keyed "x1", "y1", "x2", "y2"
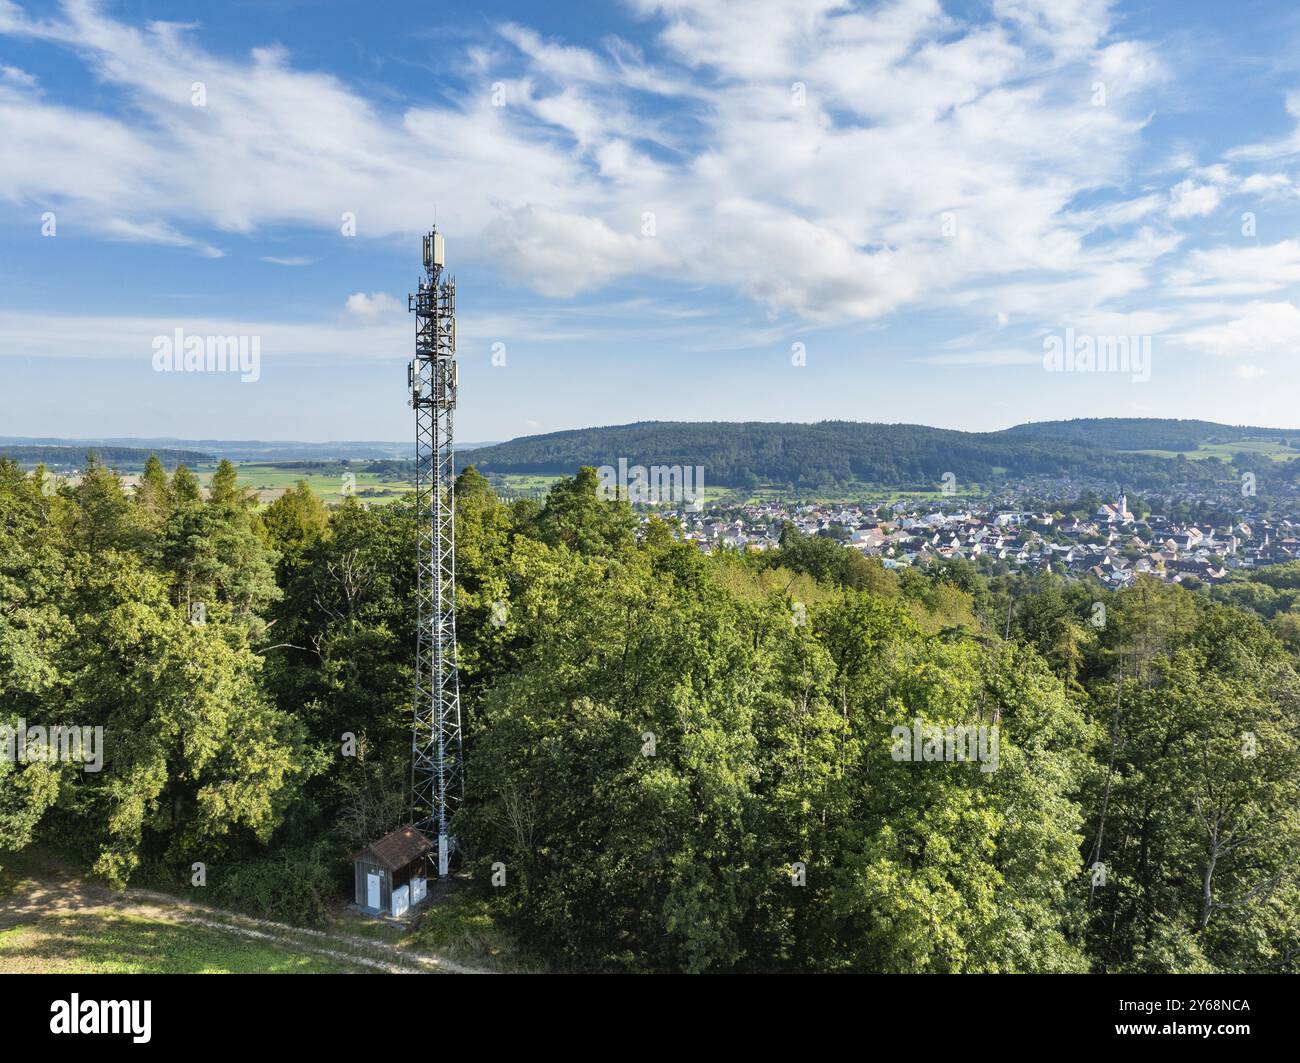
[{"x1": 666, "y1": 488, "x2": 1300, "y2": 588}]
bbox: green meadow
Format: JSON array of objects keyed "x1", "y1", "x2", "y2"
[
  {"x1": 1125, "y1": 437, "x2": 1300, "y2": 462},
  {"x1": 193, "y1": 462, "x2": 414, "y2": 505}
]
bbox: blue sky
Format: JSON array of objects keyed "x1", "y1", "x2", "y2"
[{"x1": 3, "y1": 0, "x2": 1300, "y2": 443}]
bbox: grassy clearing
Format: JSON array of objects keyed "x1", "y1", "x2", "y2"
[
  {"x1": 0, "y1": 910, "x2": 375, "y2": 974},
  {"x1": 1, "y1": 848, "x2": 515, "y2": 973}
]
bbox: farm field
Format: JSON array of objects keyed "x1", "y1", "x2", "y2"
[
  {"x1": 485, "y1": 472, "x2": 563, "y2": 499},
  {"x1": 198, "y1": 462, "x2": 414, "y2": 505},
  {"x1": 51, "y1": 462, "x2": 412, "y2": 506},
  {"x1": 1124, "y1": 438, "x2": 1300, "y2": 462}
]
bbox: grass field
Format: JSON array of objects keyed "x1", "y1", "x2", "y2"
[
  {"x1": 194, "y1": 462, "x2": 414, "y2": 505},
  {"x1": 1124, "y1": 438, "x2": 1300, "y2": 462},
  {"x1": 110, "y1": 462, "x2": 413, "y2": 506},
  {"x1": 0, "y1": 910, "x2": 374, "y2": 974},
  {"x1": 485, "y1": 472, "x2": 562, "y2": 499}
]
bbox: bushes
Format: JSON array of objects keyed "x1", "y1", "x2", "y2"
[{"x1": 208, "y1": 841, "x2": 343, "y2": 927}]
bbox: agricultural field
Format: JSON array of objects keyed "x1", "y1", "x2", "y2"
[
  {"x1": 50, "y1": 461, "x2": 412, "y2": 506},
  {"x1": 484, "y1": 472, "x2": 563, "y2": 499},
  {"x1": 198, "y1": 462, "x2": 414, "y2": 505},
  {"x1": 1124, "y1": 437, "x2": 1300, "y2": 462}
]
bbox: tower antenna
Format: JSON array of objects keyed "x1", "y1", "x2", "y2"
[{"x1": 408, "y1": 225, "x2": 463, "y2": 876}]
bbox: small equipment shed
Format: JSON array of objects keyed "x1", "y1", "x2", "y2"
[{"x1": 353, "y1": 826, "x2": 433, "y2": 918}]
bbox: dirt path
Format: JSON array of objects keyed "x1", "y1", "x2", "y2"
[{"x1": 1, "y1": 861, "x2": 489, "y2": 975}]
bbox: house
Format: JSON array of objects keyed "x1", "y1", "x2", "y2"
[{"x1": 353, "y1": 825, "x2": 433, "y2": 918}]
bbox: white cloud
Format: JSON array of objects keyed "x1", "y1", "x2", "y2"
[
  {"x1": 100, "y1": 217, "x2": 223, "y2": 257},
  {"x1": 0, "y1": 0, "x2": 1203, "y2": 334},
  {"x1": 1095, "y1": 38, "x2": 1164, "y2": 98},
  {"x1": 1167, "y1": 240, "x2": 1300, "y2": 298},
  {"x1": 1167, "y1": 178, "x2": 1220, "y2": 219},
  {"x1": 1233, "y1": 364, "x2": 1266, "y2": 379},
  {"x1": 345, "y1": 292, "x2": 401, "y2": 317},
  {"x1": 0, "y1": 63, "x2": 36, "y2": 89},
  {"x1": 1239, "y1": 172, "x2": 1296, "y2": 197},
  {"x1": 0, "y1": 301, "x2": 699, "y2": 365},
  {"x1": 993, "y1": 0, "x2": 1112, "y2": 55},
  {"x1": 0, "y1": 1, "x2": 585, "y2": 242},
  {"x1": 483, "y1": 204, "x2": 673, "y2": 297},
  {"x1": 1179, "y1": 301, "x2": 1300, "y2": 360},
  {"x1": 0, "y1": 309, "x2": 409, "y2": 364}
]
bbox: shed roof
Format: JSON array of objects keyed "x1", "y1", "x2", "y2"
[{"x1": 354, "y1": 826, "x2": 433, "y2": 871}]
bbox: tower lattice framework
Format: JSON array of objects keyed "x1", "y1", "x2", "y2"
[{"x1": 408, "y1": 226, "x2": 463, "y2": 875}]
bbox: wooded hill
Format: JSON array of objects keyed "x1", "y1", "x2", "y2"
[
  {"x1": 0, "y1": 445, "x2": 214, "y2": 469},
  {"x1": 6, "y1": 456, "x2": 1300, "y2": 972},
  {"x1": 461, "y1": 418, "x2": 1300, "y2": 490}
]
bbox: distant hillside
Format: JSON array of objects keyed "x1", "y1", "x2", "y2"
[
  {"x1": 461, "y1": 418, "x2": 1300, "y2": 491},
  {"x1": 0, "y1": 445, "x2": 214, "y2": 469},
  {"x1": 0, "y1": 437, "x2": 500, "y2": 465},
  {"x1": 995, "y1": 419, "x2": 1300, "y2": 453},
  {"x1": 0, "y1": 437, "x2": 410, "y2": 463}
]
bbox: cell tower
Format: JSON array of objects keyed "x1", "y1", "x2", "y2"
[{"x1": 408, "y1": 226, "x2": 463, "y2": 876}]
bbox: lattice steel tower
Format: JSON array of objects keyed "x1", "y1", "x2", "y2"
[{"x1": 408, "y1": 226, "x2": 463, "y2": 876}]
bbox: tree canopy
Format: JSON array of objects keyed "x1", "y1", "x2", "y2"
[{"x1": 4, "y1": 456, "x2": 1300, "y2": 971}]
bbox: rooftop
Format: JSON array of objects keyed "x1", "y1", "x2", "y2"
[{"x1": 354, "y1": 825, "x2": 433, "y2": 871}]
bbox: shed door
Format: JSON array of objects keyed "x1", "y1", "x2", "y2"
[{"x1": 367, "y1": 872, "x2": 381, "y2": 910}]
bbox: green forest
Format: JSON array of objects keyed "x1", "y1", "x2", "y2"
[
  {"x1": 4, "y1": 454, "x2": 1300, "y2": 972},
  {"x1": 462, "y1": 417, "x2": 1300, "y2": 492},
  {"x1": 0, "y1": 445, "x2": 214, "y2": 470}
]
